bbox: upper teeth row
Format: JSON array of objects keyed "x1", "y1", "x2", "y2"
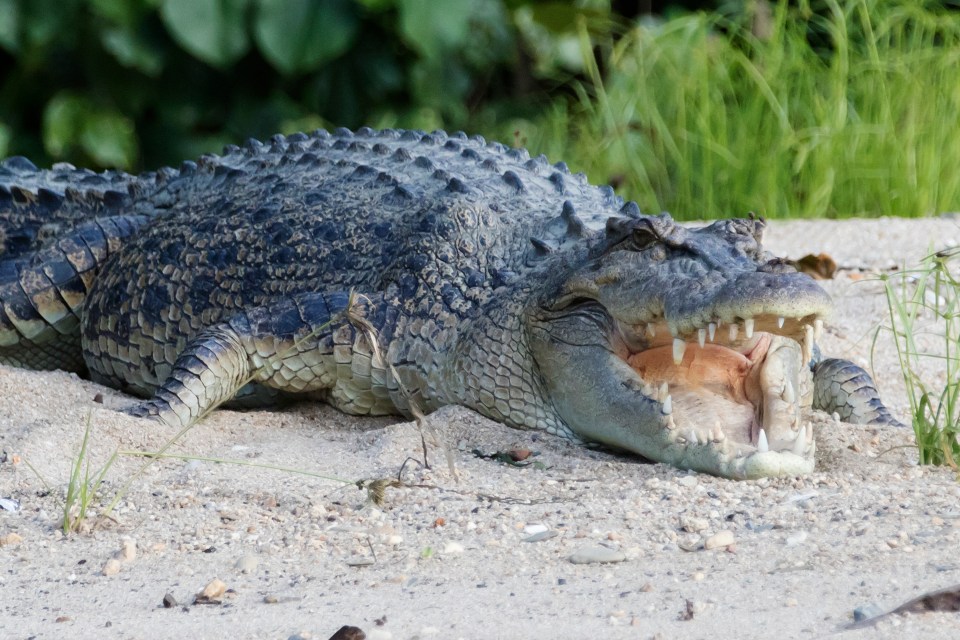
[{"x1": 664, "y1": 318, "x2": 824, "y2": 365}]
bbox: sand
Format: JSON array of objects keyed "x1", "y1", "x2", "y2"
[{"x1": 1, "y1": 217, "x2": 960, "y2": 640}]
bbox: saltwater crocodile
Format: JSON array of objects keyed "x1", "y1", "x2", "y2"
[{"x1": 0, "y1": 128, "x2": 901, "y2": 479}]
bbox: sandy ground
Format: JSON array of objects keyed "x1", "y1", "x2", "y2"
[{"x1": 2, "y1": 218, "x2": 960, "y2": 640}]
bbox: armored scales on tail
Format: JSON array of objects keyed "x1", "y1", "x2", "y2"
[{"x1": 0, "y1": 128, "x2": 903, "y2": 479}]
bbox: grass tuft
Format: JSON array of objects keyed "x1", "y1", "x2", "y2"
[
  {"x1": 504, "y1": 0, "x2": 960, "y2": 220},
  {"x1": 880, "y1": 247, "x2": 960, "y2": 467}
]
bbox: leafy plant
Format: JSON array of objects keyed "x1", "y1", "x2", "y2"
[
  {"x1": 512, "y1": 0, "x2": 960, "y2": 219},
  {"x1": 0, "y1": 0, "x2": 605, "y2": 170},
  {"x1": 881, "y1": 247, "x2": 960, "y2": 467}
]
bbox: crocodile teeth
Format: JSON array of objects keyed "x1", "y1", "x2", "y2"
[
  {"x1": 712, "y1": 423, "x2": 725, "y2": 442},
  {"x1": 665, "y1": 415, "x2": 676, "y2": 430},
  {"x1": 792, "y1": 425, "x2": 807, "y2": 455},
  {"x1": 697, "y1": 328, "x2": 706, "y2": 348},
  {"x1": 757, "y1": 428, "x2": 769, "y2": 453},
  {"x1": 744, "y1": 318, "x2": 755, "y2": 339},
  {"x1": 814, "y1": 318, "x2": 824, "y2": 340},
  {"x1": 790, "y1": 414, "x2": 800, "y2": 431},
  {"x1": 646, "y1": 323, "x2": 656, "y2": 338},
  {"x1": 708, "y1": 322, "x2": 716, "y2": 342},
  {"x1": 803, "y1": 324, "x2": 814, "y2": 364},
  {"x1": 661, "y1": 394, "x2": 673, "y2": 415},
  {"x1": 658, "y1": 382, "x2": 670, "y2": 402},
  {"x1": 642, "y1": 381, "x2": 655, "y2": 397},
  {"x1": 689, "y1": 429, "x2": 698, "y2": 445},
  {"x1": 806, "y1": 421, "x2": 814, "y2": 443},
  {"x1": 777, "y1": 316, "x2": 785, "y2": 329},
  {"x1": 673, "y1": 338, "x2": 686, "y2": 365},
  {"x1": 728, "y1": 323, "x2": 739, "y2": 341},
  {"x1": 782, "y1": 380, "x2": 796, "y2": 404}
]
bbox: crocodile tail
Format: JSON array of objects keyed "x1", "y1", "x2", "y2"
[
  {"x1": 812, "y1": 358, "x2": 906, "y2": 428},
  {"x1": 0, "y1": 155, "x2": 141, "y2": 260}
]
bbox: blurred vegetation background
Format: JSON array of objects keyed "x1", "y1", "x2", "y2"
[{"x1": 1, "y1": 0, "x2": 959, "y2": 218}]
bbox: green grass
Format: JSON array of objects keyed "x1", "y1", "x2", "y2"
[
  {"x1": 881, "y1": 247, "x2": 960, "y2": 467},
  {"x1": 504, "y1": 0, "x2": 960, "y2": 220}
]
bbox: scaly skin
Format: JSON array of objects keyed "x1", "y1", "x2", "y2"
[{"x1": 0, "y1": 128, "x2": 903, "y2": 478}]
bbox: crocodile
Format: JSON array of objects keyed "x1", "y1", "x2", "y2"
[{"x1": 0, "y1": 127, "x2": 902, "y2": 479}]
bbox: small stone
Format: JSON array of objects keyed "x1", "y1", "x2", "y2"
[
  {"x1": 523, "y1": 530, "x2": 558, "y2": 543},
  {"x1": 0, "y1": 532, "x2": 23, "y2": 546},
  {"x1": 195, "y1": 578, "x2": 227, "y2": 604},
  {"x1": 442, "y1": 541, "x2": 464, "y2": 554},
  {"x1": 102, "y1": 558, "x2": 122, "y2": 576},
  {"x1": 327, "y1": 626, "x2": 366, "y2": 640},
  {"x1": 236, "y1": 555, "x2": 258, "y2": 574},
  {"x1": 704, "y1": 530, "x2": 735, "y2": 550},
  {"x1": 785, "y1": 598, "x2": 798, "y2": 607},
  {"x1": 640, "y1": 582, "x2": 654, "y2": 592},
  {"x1": 264, "y1": 595, "x2": 279, "y2": 604},
  {"x1": 117, "y1": 538, "x2": 137, "y2": 562},
  {"x1": 524, "y1": 524, "x2": 549, "y2": 535},
  {"x1": 568, "y1": 545, "x2": 626, "y2": 564},
  {"x1": 162, "y1": 593, "x2": 177, "y2": 608},
  {"x1": 785, "y1": 531, "x2": 808, "y2": 546},
  {"x1": 680, "y1": 516, "x2": 708, "y2": 533},
  {"x1": 346, "y1": 558, "x2": 375, "y2": 567},
  {"x1": 853, "y1": 603, "x2": 884, "y2": 622},
  {"x1": 691, "y1": 572, "x2": 705, "y2": 582},
  {"x1": 55, "y1": 616, "x2": 72, "y2": 623},
  {"x1": 678, "y1": 535, "x2": 703, "y2": 552},
  {"x1": 677, "y1": 476, "x2": 698, "y2": 488}
]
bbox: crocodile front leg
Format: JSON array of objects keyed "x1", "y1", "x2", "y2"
[
  {"x1": 126, "y1": 292, "x2": 397, "y2": 427},
  {"x1": 812, "y1": 358, "x2": 906, "y2": 428}
]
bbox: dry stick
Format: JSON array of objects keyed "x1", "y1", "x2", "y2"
[{"x1": 345, "y1": 293, "x2": 458, "y2": 482}]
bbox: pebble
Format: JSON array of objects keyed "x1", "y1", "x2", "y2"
[
  {"x1": 346, "y1": 558, "x2": 375, "y2": 567},
  {"x1": 236, "y1": 555, "x2": 259, "y2": 574},
  {"x1": 196, "y1": 578, "x2": 227, "y2": 603},
  {"x1": 568, "y1": 545, "x2": 626, "y2": 564},
  {"x1": 523, "y1": 530, "x2": 558, "y2": 543},
  {"x1": 117, "y1": 538, "x2": 137, "y2": 562},
  {"x1": 785, "y1": 531, "x2": 808, "y2": 546},
  {"x1": 443, "y1": 541, "x2": 464, "y2": 555},
  {"x1": 678, "y1": 535, "x2": 703, "y2": 552},
  {"x1": 704, "y1": 530, "x2": 735, "y2": 550},
  {"x1": 677, "y1": 476, "x2": 699, "y2": 488},
  {"x1": 0, "y1": 532, "x2": 23, "y2": 546},
  {"x1": 853, "y1": 603, "x2": 884, "y2": 622},
  {"x1": 162, "y1": 593, "x2": 177, "y2": 608},
  {"x1": 680, "y1": 516, "x2": 708, "y2": 533},
  {"x1": 102, "y1": 558, "x2": 122, "y2": 576}
]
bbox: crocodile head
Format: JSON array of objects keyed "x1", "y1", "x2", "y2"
[{"x1": 527, "y1": 213, "x2": 831, "y2": 479}]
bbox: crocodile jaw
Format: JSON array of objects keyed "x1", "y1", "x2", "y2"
[{"x1": 622, "y1": 317, "x2": 819, "y2": 479}]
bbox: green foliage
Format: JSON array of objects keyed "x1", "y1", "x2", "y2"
[
  {"x1": 881, "y1": 248, "x2": 960, "y2": 468},
  {"x1": 0, "y1": 0, "x2": 599, "y2": 169},
  {"x1": 2, "y1": 0, "x2": 958, "y2": 221},
  {"x1": 514, "y1": 0, "x2": 960, "y2": 218}
]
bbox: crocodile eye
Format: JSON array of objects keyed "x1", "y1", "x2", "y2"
[{"x1": 632, "y1": 227, "x2": 657, "y2": 249}]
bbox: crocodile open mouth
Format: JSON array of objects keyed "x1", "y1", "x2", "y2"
[{"x1": 621, "y1": 313, "x2": 823, "y2": 468}]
